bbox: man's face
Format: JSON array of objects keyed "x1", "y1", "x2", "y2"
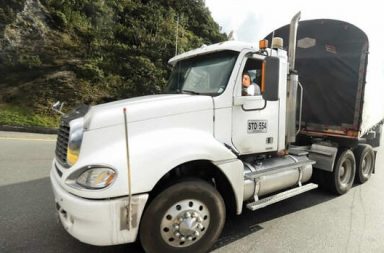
[{"x1": 242, "y1": 74, "x2": 251, "y2": 88}]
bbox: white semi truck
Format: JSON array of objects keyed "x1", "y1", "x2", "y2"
[{"x1": 50, "y1": 13, "x2": 383, "y2": 253}]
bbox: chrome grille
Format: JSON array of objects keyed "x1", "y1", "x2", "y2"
[{"x1": 55, "y1": 120, "x2": 70, "y2": 167}]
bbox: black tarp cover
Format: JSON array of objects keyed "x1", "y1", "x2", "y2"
[{"x1": 265, "y1": 19, "x2": 369, "y2": 136}]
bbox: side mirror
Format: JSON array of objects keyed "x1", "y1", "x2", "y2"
[{"x1": 262, "y1": 56, "x2": 280, "y2": 101}]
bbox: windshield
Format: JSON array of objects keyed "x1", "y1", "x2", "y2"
[{"x1": 165, "y1": 51, "x2": 239, "y2": 95}]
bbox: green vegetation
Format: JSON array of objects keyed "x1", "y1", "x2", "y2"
[
  {"x1": 0, "y1": 0, "x2": 227, "y2": 128},
  {"x1": 0, "y1": 104, "x2": 59, "y2": 127}
]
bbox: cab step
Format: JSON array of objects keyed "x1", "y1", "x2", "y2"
[{"x1": 246, "y1": 183, "x2": 318, "y2": 211}]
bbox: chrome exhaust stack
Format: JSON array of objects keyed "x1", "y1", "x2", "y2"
[
  {"x1": 286, "y1": 12, "x2": 301, "y2": 145},
  {"x1": 288, "y1": 12, "x2": 301, "y2": 72}
]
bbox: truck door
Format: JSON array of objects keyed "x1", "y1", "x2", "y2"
[{"x1": 232, "y1": 56, "x2": 279, "y2": 154}]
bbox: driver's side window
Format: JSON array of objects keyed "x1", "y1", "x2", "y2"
[{"x1": 241, "y1": 58, "x2": 263, "y2": 96}]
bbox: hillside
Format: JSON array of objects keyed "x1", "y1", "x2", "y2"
[{"x1": 0, "y1": 0, "x2": 226, "y2": 127}]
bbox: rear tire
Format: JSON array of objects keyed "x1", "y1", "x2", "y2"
[
  {"x1": 140, "y1": 180, "x2": 225, "y2": 253},
  {"x1": 354, "y1": 144, "x2": 375, "y2": 184},
  {"x1": 328, "y1": 149, "x2": 356, "y2": 195}
]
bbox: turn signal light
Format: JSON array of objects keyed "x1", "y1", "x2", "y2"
[{"x1": 259, "y1": 40, "x2": 268, "y2": 50}]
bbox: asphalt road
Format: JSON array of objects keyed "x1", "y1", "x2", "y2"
[{"x1": 1, "y1": 131, "x2": 384, "y2": 253}]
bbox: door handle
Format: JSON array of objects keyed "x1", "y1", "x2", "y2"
[{"x1": 233, "y1": 96, "x2": 266, "y2": 110}]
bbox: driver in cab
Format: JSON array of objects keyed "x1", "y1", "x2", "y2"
[{"x1": 242, "y1": 72, "x2": 261, "y2": 96}]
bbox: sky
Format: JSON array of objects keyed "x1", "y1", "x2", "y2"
[{"x1": 205, "y1": 0, "x2": 384, "y2": 133}]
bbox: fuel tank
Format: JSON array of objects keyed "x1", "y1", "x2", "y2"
[{"x1": 243, "y1": 155, "x2": 313, "y2": 201}]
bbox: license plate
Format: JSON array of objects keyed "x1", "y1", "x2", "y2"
[{"x1": 247, "y1": 120, "x2": 268, "y2": 133}]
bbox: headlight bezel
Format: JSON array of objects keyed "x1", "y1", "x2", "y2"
[{"x1": 65, "y1": 165, "x2": 118, "y2": 190}]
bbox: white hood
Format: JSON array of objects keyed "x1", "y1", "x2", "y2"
[{"x1": 84, "y1": 94, "x2": 214, "y2": 130}]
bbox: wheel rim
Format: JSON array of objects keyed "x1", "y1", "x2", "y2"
[
  {"x1": 338, "y1": 158, "x2": 352, "y2": 187},
  {"x1": 160, "y1": 199, "x2": 210, "y2": 248},
  {"x1": 361, "y1": 152, "x2": 373, "y2": 177}
]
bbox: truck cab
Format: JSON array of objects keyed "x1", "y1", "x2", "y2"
[
  {"x1": 50, "y1": 13, "x2": 381, "y2": 253},
  {"x1": 167, "y1": 41, "x2": 287, "y2": 155}
]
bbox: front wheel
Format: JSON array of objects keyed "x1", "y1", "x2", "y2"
[{"x1": 140, "y1": 180, "x2": 226, "y2": 253}]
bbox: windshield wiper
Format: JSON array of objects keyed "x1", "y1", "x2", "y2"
[{"x1": 181, "y1": 89, "x2": 201, "y2": 95}]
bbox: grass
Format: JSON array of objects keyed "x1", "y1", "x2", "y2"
[{"x1": 0, "y1": 104, "x2": 59, "y2": 128}]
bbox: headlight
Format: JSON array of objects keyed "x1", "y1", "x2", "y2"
[
  {"x1": 67, "y1": 118, "x2": 84, "y2": 166},
  {"x1": 76, "y1": 167, "x2": 117, "y2": 189}
]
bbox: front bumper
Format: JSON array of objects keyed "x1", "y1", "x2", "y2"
[{"x1": 50, "y1": 168, "x2": 148, "y2": 246}]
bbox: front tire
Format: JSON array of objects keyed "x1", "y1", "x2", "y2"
[
  {"x1": 328, "y1": 149, "x2": 356, "y2": 195},
  {"x1": 140, "y1": 180, "x2": 225, "y2": 253}
]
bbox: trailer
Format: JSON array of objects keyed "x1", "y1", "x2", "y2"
[{"x1": 265, "y1": 18, "x2": 383, "y2": 187}]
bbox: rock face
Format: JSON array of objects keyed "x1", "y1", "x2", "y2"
[
  {"x1": 1, "y1": 0, "x2": 58, "y2": 68},
  {"x1": 0, "y1": 0, "x2": 227, "y2": 115},
  {"x1": 0, "y1": 0, "x2": 93, "y2": 113},
  {"x1": 3, "y1": 0, "x2": 51, "y2": 49}
]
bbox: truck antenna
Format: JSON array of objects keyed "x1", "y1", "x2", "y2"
[
  {"x1": 123, "y1": 108, "x2": 133, "y2": 230},
  {"x1": 175, "y1": 15, "x2": 179, "y2": 56}
]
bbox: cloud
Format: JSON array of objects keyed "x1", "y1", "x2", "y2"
[{"x1": 236, "y1": 14, "x2": 264, "y2": 43}]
